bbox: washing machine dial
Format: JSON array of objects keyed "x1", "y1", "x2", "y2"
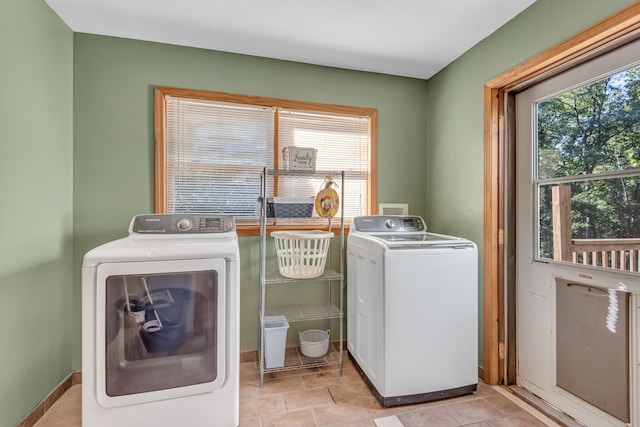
[
  {"x1": 385, "y1": 219, "x2": 396, "y2": 229},
  {"x1": 176, "y1": 218, "x2": 193, "y2": 231}
]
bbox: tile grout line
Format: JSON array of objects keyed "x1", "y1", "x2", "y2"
[{"x1": 326, "y1": 386, "x2": 338, "y2": 404}]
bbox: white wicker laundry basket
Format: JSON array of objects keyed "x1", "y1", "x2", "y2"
[{"x1": 271, "y1": 230, "x2": 333, "y2": 279}]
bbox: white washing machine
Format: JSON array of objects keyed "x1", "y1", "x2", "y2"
[
  {"x1": 347, "y1": 215, "x2": 478, "y2": 407},
  {"x1": 82, "y1": 214, "x2": 239, "y2": 427}
]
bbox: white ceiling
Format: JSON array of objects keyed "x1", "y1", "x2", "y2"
[{"x1": 44, "y1": 0, "x2": 536, "y2": 79}]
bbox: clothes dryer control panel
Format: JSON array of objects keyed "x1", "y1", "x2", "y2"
[{"x1": 130, "y1": 214, "x2": 235, "y2": 234}]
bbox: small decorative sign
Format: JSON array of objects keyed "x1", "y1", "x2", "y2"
[{"x1": 284, "y1": 147, "x2": 317, "y2": 171}]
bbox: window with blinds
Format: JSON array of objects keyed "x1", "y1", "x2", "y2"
[
  {"x1": 155, "y1": 86, "x2": 377, "y2": 233},
  {"x1": 164, "y1": 97, "x2": 274, "y2": 216},
  {"x1": 277, "y1": 108, "x2": 370, "y2": 219}
]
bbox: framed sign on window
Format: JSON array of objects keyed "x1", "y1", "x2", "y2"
[{"x1": 284, "y1": 147, "x2": 317, "y2": 171}]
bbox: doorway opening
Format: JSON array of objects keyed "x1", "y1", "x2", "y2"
[{"x1": 483, "y1": 2, "x2": 640, "y2": 424}]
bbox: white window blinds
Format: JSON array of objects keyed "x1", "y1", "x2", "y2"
[
  {"x1": 165, "y1": 96, "x2": 274, "y2": 216},
  {"x1": 160, "y1": 90, "x2": 373, "y2": 222},
  {"x1": 277, "y1": 108, "x2": 370, "y2": 218}
]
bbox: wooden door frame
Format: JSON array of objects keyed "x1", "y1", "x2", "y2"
[{"x1": 482, "y1": 3, "x2": 640, "y2": 385}]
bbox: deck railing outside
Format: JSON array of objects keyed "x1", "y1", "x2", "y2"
[
  {"x1": 571, "y1": 238, "x2": 640, "y2": 272},
  {"x1": 552, "y1": 185, "x2": 640, "y2": 273}
]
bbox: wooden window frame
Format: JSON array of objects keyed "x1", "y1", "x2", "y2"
[
  {"x1": 483, "y1": 3, "x2": 640, "y2": 385},
  {"x1": 154, "y1": 86, "x2": 378, "y2": 236}
]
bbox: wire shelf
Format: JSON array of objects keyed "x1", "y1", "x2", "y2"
[
  {"x1": 264, "y1": 269, "x2": 342, "y2": 284},
  {"x1": 263, "y1": 343, "x2": 343, "y2": 374},
  {"x1": 264, "y1": 303, "x2": 342, "y2": 322}
]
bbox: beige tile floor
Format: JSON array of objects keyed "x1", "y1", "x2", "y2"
[{"x1": 33, "y1": 357, "x2": 560, "y2": 427}]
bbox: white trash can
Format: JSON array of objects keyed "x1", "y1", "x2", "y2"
[{"x1": 264, "y1": 316, "x2": 289, "y2": 368}]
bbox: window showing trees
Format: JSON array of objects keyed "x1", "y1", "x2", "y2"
[{"x1": 535, "y1": 63, "x2": 640, "y2": 270}]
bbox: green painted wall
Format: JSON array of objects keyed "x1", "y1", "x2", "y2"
[
  {"x1": 72, "y1": 34, "x2": 429, "y2": 362},
  {"x1": 0, "y1": 0, "x2": 73, "y2": 426},
  {"x1": 1, "y1": 0, "x2": 637, "y2": 423},
  {"x1": 425, "y1": 0, "x2": 637, "y2": 365}
]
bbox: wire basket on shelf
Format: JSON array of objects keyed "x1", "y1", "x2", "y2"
[
  {"x1": 271, "y1": 230, "x2": 333, "y2": 279},
  {"x1": 266, "y1": 197, "x2": 314, "y2": 218},
  {"x1": 299, "y1": 329, "x2": 330, "y2": 358}
]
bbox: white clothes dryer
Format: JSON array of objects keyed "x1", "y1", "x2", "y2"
[
  {"x1": 82, "y1": 214, "x2": 240, "y2": 427},
  {"x1": 347, "y1": 215, "x2": 478, "y2": 407}
]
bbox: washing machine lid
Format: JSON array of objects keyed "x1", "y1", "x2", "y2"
[
  {"x1": 368, "y1": 232, "x2": 473, "y2": 249},
  {"x1": 351, "y1": 216, "x2": 474, "y2": 249}
]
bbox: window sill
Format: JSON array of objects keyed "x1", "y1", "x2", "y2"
[{"x1": 236, "y1": 219, "x2": 350, "y2": 237}]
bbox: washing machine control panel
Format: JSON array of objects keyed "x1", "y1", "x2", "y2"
[
  {"x1": 130, "y1": 214, "x2": 235, "y2": 234},
  {"x1": 352, "y1": 215, "x2": 425, "y2": 233}
]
